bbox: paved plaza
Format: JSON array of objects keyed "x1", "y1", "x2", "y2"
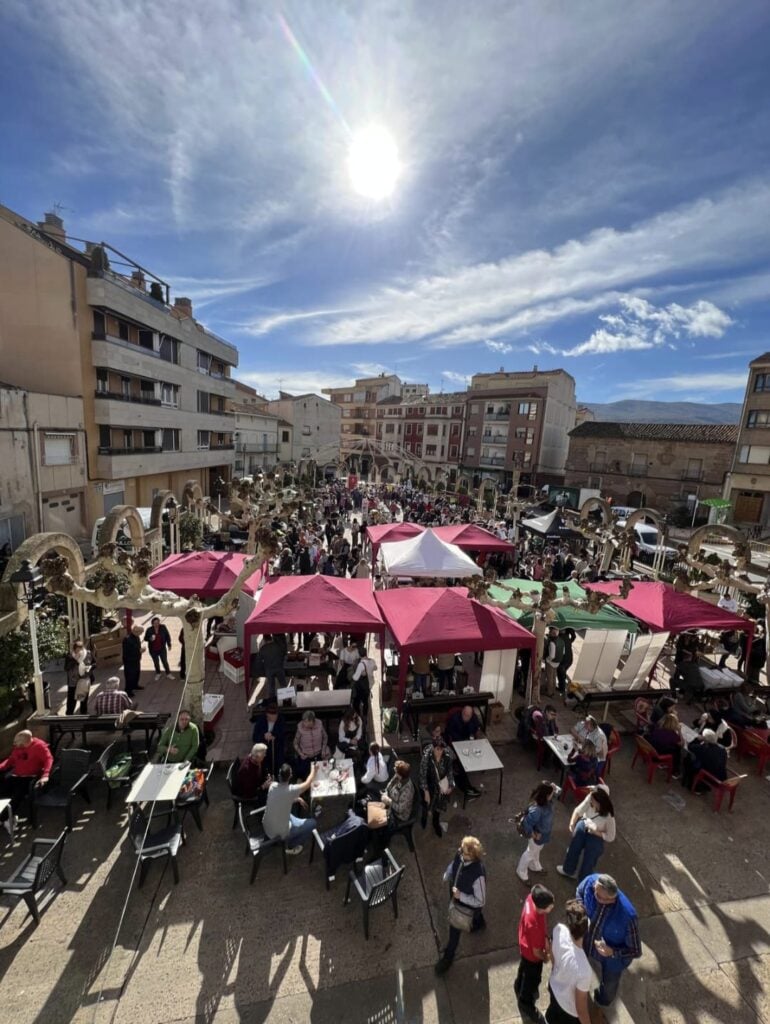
[{"x1": 0, "y1": 693, "x2": 768, "y2": 1024}]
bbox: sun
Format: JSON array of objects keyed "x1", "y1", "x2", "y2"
[{"x1": 348, "y1": 125, "x2": 401, "y2": 200}]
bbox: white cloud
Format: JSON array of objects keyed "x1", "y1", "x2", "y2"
[
  {"x1": 242, "y1": 309, "x2": 356, "y2": 337},
  {"x1": 442, "y1": 371, "x2": 472, "y2": 385},
  {"x1": 237, "y1": 369, "x2": 354, "y2": 399},
  {"x1": 560, "y1": 296, "x2": 732, "y2": 357},
  {"x1": 302, "y1": 181, "x2": 768, "y2": 347},
  {"x1": 484, "y1": 340, "x2": 512, "y2": 354}
]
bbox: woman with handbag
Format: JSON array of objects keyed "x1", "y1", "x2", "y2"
[
  {"x1": 418, "y1": 737, "x2": 455, "y2": 837},
  {"x1": 64, "y1": 639, "x2": 94, "y2": 715},
  {"x1": 435, "y1": 835, "x2": 487, "y2": 974},
  {"x1": 516, "y1": 780, "x2": 558, "y2": 885}
]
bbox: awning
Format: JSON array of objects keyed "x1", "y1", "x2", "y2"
[
  {"x1": 380, "y1": 529, "x2": 482, "y2": 578},
  {"x1": 488, "y1": 578, "x2": 638, "y2": 633},
  {"x1": 149, "y1": 551, "x2": 263, "y2": 599},
  {"x1": 432, "y1": 523, "x2": 515, "y2": 554}
]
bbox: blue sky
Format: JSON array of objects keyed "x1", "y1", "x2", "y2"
[{"x1": 2, "y1": 0, "x2": 770, "y2": 403}]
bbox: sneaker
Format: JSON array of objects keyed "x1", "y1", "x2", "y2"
[
  {"x1": 556, "y1": 865, "x2": 577, "y2": 879},
  {"x1": 165, "y1": 673, "x2": 174, "y2": 680},
  {"x1": 529, "y1": 866, "x2": 547, "y2": 874},
  {"x1": 286, "y1": 845, "x2": 304, "y2": 856},
  {"x1": 154, "y1": 674, "x2": 161, "y2": 681},
  {"x1": 516, "y1": 871, "x2": 530, "y2": 885}
]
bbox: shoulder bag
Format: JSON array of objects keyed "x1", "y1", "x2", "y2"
[{"x1": 447, "y1": 861, "x2": 475, "y2": 932}]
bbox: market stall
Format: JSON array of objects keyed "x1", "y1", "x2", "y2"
[
  {"x1": 149, "y1": 550, "x2": 263, "y2": 598},
  {"x1": 365, "y1": 522, "x2": 425, "y2": 558},
  {"x1": 380, "y1": 528, "x2": 483, "y2": 579},
  {"x1": 487, "y1": 578, "x2": 639, "y2": 634},
  {"x1": 432, "y1": 523, "x2": 515, "y2": 555},
  {"x1": 375, "y1": 586, "x2": 536, "y2": 709}
]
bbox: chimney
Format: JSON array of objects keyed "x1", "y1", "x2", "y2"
[
  {"x1": 38, "y1": 211, "x2": 66, "y2": 242},
  {"x1": 533, "y1": 364, "x2": 538, "y2": 372},
  {"x1": 174, "y1": 296, "x2": 193, "y2": 318},
  {"x1": 130, "y1": 269, "x2": 146, "y2": 292}
]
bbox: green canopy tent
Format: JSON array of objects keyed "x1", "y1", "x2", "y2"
[{"x1": 488, "y1": 578, "x2": 639, "y2": 633}]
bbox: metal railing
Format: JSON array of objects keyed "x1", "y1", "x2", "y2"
[
  {"x1": 94, "y1": 389, "x2": 162, "y2": 407},
  {"x1": 98, "y1": 445, "x2": 163, "y2": 455}
]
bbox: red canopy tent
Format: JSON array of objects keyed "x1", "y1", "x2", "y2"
[
  {"x1": 243, "y1": 576, "x2": 385, "y2": 653},
  {"x1": 433, "y1": 523, "x2": 515, "y2": 554},
  {"x1": 584, "y1": 580, "x2": 755, "y2": 663},
  {"x1": 148, "y1": 551, "x2": 263, "y2": 598},
  {"x1": 365, "y1": 522, "x2": 425, "y2": 557},
  {"x1": 375, "y1": 587, "x2": 536, "y2": 708}
]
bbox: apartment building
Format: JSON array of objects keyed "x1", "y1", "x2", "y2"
[
  {"x1": 0, "y1": 385, "x2": 87, "y2": 547},
  {"x1": 461, "y1": 368, "x2": 576, "y2": 488},
  {"x1": 0, "y1": 204, "x2": 238, "y2": 535},
  {"x1": 726, "y1": 355, "x2": 770, "y2": 526},
  {"x1": 566, "y1": 422, "x2": 737, "y2": 511},
  {"x1": 229, "y1": 380, "x2": 281, "y2": 476},
  {"x1": 400, "y1": 394, "x2": 466, "y2": 483},
  {"x1": 323, "y1": 374, "x2": 429, "y2": 457},
  {"x1": 266, "y1": 392, "x2": 340, "y2": 465}
]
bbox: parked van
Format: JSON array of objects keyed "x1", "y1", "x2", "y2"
[
  {"x1": 616, "y1": 518, "x2": 678, "y2": 561},
  {"x1": 90, "y1": 507, "x2": 154, "y2": 559}
]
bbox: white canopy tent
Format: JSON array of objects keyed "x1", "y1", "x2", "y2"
[
  {"x1": 520, "y1": 509, "x2": 558, "y2": 534},
  {"x1": 380, "y1": 528, "x2": 483, "y2": 578}
]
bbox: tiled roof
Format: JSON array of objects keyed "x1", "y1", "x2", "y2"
[
  {"x1": 750, "y1": 353, "x2": 770, "y2": 366},
  {"x1": 569, "y1": 422, "x2": 739, "y2": 444}
]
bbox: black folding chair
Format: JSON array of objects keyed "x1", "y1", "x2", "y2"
[
  {"x1": 128, "y1": 807, "x2": 184, "y2": 887},
  {"x1": 0, "y1": 831, "x2": 68, "y2": 924},
  {"x1": 343, "y1": 848, "x2": 405, "y2": 939},
  {"x1": 31, "y1": 749, "x2": 91, "y2": 830},
  {"x1": 238, "y1": 805, "x2": 287, "y2": 883}
]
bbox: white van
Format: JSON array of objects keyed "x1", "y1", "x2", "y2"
[
  {"x1": 91, "y1": 508, "x2": 154, "y2": 559},
  {"x1": 616, "y1": 519, "x2": 678, "y2": 561}
]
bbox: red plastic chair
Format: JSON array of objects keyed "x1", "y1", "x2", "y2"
[
  {"x1": 559, "y1": 774, "x2": 603, "y2": 804},
  {"x1": 603, "y1": 730, "x2": 622, "y2": 775},
  {"x1": 631, "y1": 735, "x2": 674, "y2": 784},
  {"x1": 735, "y1": 728, "x2": 770, "y2": 776},
  {"x1": 691, "y1": 769, "x2": 745, "y2": 812}
]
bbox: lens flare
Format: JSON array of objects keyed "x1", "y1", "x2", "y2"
[{"x1": 348, "y1": 125, "x2": 401, "y2": 200}]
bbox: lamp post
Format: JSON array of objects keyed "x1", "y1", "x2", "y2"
[
  {"x1": 10, "y1": 559, "x2": 46, "y2": 715},
  {"x1": 167, "y1": 498, "x2": 178, "y2": 555}
]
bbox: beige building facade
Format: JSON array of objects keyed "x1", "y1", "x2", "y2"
[
  {"x1": 566, "y1": 421, "x2": 737, "y2": 511},
  {"x1": 0, "y1": 204, "x2": 239, "y2": 535},
  {"x1": 726, "y1": 353, "x2": 770, "y2": 526},
  {"x1": 267, "y1": 392, "x2": 340, "y2": 466},
  {"x1": 0, "y1": 385, "x2": 87, "y2": 547}
]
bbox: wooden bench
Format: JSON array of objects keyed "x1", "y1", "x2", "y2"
[{"x1": 33, "y1": 712, "x2": 171, "y2": 753}]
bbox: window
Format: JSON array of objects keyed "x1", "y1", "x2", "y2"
[
  {"x1": 0, "y1": 514, "x2": 25, "y2": 551},
  {"x1": 162, "y1": 429, "x2": 180, "y2": 451},
  {"x1": 41, "y1": 432, "x2": 78, "y2": 466},
  {"x1": 468, "y1": 426, "x2": 477, "y2": 438},
  {"x1": 385, "y1": 423, "x2": 395, "y2": 434},
  {"x1": 452, "y1": 406, "x2": 462, "y2": 415},
  {"x1": 123, "y1": 430, "x2": 132, "y2": 448},
  {"x1": 738, "y1": 445, "x2": 770, "y2": 464},
  {"x1": 451, "y1": 423, "x2": 460, "y2": 435},
  {"x1": 342, "y1": 393, "x2": 353, "y2": 402},
  {"x1": 99, "y1": 425, "x2": 111, "y2": 449},
  {"x1": 161, "y1": 383, "x2": 179, "y2": 407},
  {"x1": 142, "y1": 430, "x2": 156, "y2": 449},
  {"x1": 121, "y1": 377, "x2": 131, "y2": 398},
  {"x1": 302, "y1": 425, "x2": 312, "y2": 435},
  {"x1": 93, "y1": 311, "x2": 106, "y2": 337},
  {"x1": 450, "y1": 444, "x2": 458, "y2": 458},
  {"x1": 197, "y1": 430, "x2": 210, "y2": 450},
  {"x1": 754, "y1": 374, "x2": 770, "y2": 392},
  {"x1": 405, "y1": 423, "x2": 413, "y2": 435},
  {"x1": 118, "y1": 320, "x2": 129, "y2": 342},
  {"x1": 426, "y1": 444, "x2": 437, "y2": 456},
  {"x1": 747, "y1": 410, "x2": 770, "y2": 428},
  {"x1": 415, "y1": 444, "x2": 422, "y2": 456},
  {"x1": 158, "y1": 335, "x2": 179, "y2": 363},
  {"x1": 138, "y1": 329, "x2": 154, "y2": 351},
  {"x1": 427, "y1": 424, "x2": 439, "y2": 436},
  {"x1": 528, "y1": 402, "x2": 538, "y2": 420},
  {"x1": 515, "y1": 427, "x2": 526, "y2": 440},
  {"x1": 518, "y1": 402, "x2": 529, "y2": 416},
  {"x1": 522, "y1": 452, "x2": 532, "y2": 466},
  {"x1": 469, "y1": 404, "x2": 479, "y2": 414},
  {"x1": 526, "y1": 428, "x2": 534, "y2": 445},
  {"x1": 281, "y1": 430, "x2": 290, "y2": 442},
  {"x1": 197, "y1": 350, "x2": 212, "y2": 373},
  {"x1": 466, "y1": 446, "x2": 476, "y2": 456},
  {"x1": 197, "y1": 390, "x2": 210, "y2": 414},
  {"x1": 96, "y1": 369, "x2": 108, "y2": 393},
  {"x1": 486, "y1": 405, "x2": 494, "y2": 415}
]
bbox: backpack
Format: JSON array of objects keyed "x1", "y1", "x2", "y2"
[{"x1": 516, "y1": 704, "x2": 541, "y2": 745}]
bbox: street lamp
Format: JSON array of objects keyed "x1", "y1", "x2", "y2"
[{"x1": 10, "y1": 559, "x2": 46, "y2": 714}]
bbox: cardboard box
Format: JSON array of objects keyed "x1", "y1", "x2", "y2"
[{"x1": 489, "y1": 701, "x2": 505, "y2": 725}]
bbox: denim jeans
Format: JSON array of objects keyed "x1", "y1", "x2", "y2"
[
  {"x1": 590, "y1": 956, "x2": 623, "y2": 1006},
  {"x1": 287, "y1": 813, "x2": 316, "y2": 848},
  {"x1": 562, "y1": 820, "x2": 604, "y2": 880}
]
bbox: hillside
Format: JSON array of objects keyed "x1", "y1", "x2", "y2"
[{"x1": 584, "y1": 400, "x2": 741, "y2": 424}]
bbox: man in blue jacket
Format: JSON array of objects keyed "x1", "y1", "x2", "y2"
[{"x1": 576, "y1": 872, "x2": 641, "y2": 1008}]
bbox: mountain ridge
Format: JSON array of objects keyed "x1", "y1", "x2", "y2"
[{"x1": 583, "y1": 400, "x2": 741, "y2": 424}]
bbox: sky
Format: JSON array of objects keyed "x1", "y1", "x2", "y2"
[{"x1": 2, "y1": 0, "x2": 770, "y2": 404}]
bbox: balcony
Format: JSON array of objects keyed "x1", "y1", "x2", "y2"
[
  {"x1": 681, "y1": 469, "x2": 705, "y2": 482},
  {"x1": 210, "y1": 443, "x2": 235, "y2": 451},
  {"x1": 479, "y1": 455, "x2": 505, "y2": 467},
  {"x1": 627, "y1": 465, "x2": 648, "y2": 477},
  {"x1": 484, "y1": 411, "x2": 511, "y2": 421},
  {"x1": 481, "y1": 433, "x2": 508, "y2": 445},
  {"x1": 94, "y1": 389, "x2": 161, "y2": 407},
  {"x1": 589, "y1": 462, "x2": 609, "y2": 473},
  {"x1": 98, "y1": 445, "x2": 163, "y2": 455}
]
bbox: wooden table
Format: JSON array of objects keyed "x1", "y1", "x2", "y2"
[
  {"x1": 126, "y1": 762, "x2": 190, "y2": 805},
  {"x1": 311, "y1": 758, "x2": 356, "y2": 801},
  {"x1": 452, "y1": 739, "x2": 504, "y2": 806},
  {"x1": 543, "y1": 733, "x2": 577, "y2": 785}
]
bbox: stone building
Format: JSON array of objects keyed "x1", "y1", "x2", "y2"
[
  {"x1": 565, "y1": 421, "x2": 738, "y2": 511},
  {"x1": 725, "y1": 353, "x2": 770, "y2": 528}
]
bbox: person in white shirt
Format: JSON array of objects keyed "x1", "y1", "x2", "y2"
[
  {"x1": 571, "y1": 715, "x2": 608, "y2": 771},
  {"x1": 335, "y1": 638, "x2": 361, "y2": 688},
  {"x1": 557, "y1": 784, "x2": 616, "y2": 882},
  {"x1": 360, "y1": 742, "x2": 390, "y2": 796},
  {"x1": 546, "y1": 900, "x2": 592, "y2": 1024}
]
